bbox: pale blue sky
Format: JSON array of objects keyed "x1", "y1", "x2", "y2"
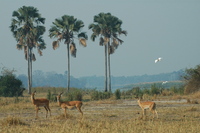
[{"x1": 0, "y1": 0, "x2": 200, "y2": 78}]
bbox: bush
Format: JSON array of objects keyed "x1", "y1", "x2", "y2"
[
  {"x1": 65, "y1": 88, "x2": 83, "y2": 101},
  {"x1": 132, "y1": 87, "x2": 143, "y2": 98},
  {"x1": 150, "y1": 84, "x2": 160, "y2": 95},
  {"x1": 115, "y1": 89, "x2": 121, "y2": 100},
  {"x1": 90, "y1": 90, "x2": 99, "y2": 100},
  {"x1": 46, "y1": 90, "x2": 57, "y2": 102},
  {"x1": 183, "y1": 65, "x2": 200, "y2": 94},
  {"x1": 90, "y1": 90, "x2": 112, "y2": 100},
  {"x1": 142, "y1": 88, "x2": 150, "y2": 95},
  {"x1": 0, "y1": 74, "x2": 24, "y2": 97}
]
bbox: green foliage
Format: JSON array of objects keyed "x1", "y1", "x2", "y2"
[
  {"x1": 90, "y1": 90, "x2": 112, "y2": 100},
  {"x1": 0, "y1": 74, "x2": 24, "y2": 97},
  {"x1": 150, "y1": 84, "x2": 160, "y2": 95},
  {"x1": 114, "y1": 89, "x2": 121, "y2": 100},
  {"x1": 46, "y1": 90, "x2": 57, "y2": 102},
  {"x1": 142, "y1": 88, "x2": 150, "y2": 95},
  {"x1": 64, "y1": 88, "x2": 83, "y2": 101},
  {"x1": 99, "y1": 92, "x2": 112, "y2": 100},
  {"x1": 169, "y1": 86, "x2": 184, "y2": 95},
  {"x1": 131, "y1": 87, "x2": 143, "y2": 98},
  {"x1": 183, "y1": 65, "x2": 200, "y2": 94}
]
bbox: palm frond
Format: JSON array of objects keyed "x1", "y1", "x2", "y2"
[
  {"x1": 79, "y1": 38, "x2": 87, "y2": 47},
  {"x1": 120, "y1": 30, "x2": 128, "y2": 36},
  {"x1": 104, "y1": 37, "x2": 109, "y2": 44},
  {"x1": 90, "y1": 33, "x2": 97, "y2": 41},
  {"x1": 37, "y1": 49, "x2": 42, "y2": 56},
  {"x1": 109, "y1": 45, "x2": 115, "y2": 54},
  {"x1": 117, "y1": 38, "x2": 124, "y2": 44},
  {"x1": 25, "y1": 52, "x2": 28, "y2": 60},
  {"x1": 32, "y1": 53, "x2": 36, "y2": 61},
  {"x1": 70, "y1": 42, "x2": 77, "y2": 57},
  {"x1": 99, "y1": 37, "x2": 104, "y2": 46},
  {"x1": 112, "y1": 38, "x2": 119, "y2": 48},
  {"x1": 78, "y1": 32, "x2": 88, "y2": 40},
  {"x1": 24, "y1": 46, "x2": 27, "y2": 54},
  {"x1": 16, "y1": 44, "x2": 23, "y2": 50},
  {"x1": 52, "y1": 41, "x2": 59, "y2": 50}
]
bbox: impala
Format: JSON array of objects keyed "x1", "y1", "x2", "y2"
[
  {"x1": 57, "y1": 92, "x2": 83, "y2": 119},
  {"x1": 136, "y1": 97, "x2": 158, "y2": 119},
  {"x1": 31, "y1": 91, "x2": 51, "y2": 119}
]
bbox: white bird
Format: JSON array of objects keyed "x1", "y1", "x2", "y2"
[
  {"x1": 162, "y1": 81, "x2": 168, "y2": 85},
  {"x1": 155, "y1": 57, "x2": 162, "y2": 63}
]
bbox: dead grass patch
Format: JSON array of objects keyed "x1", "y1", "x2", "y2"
[
  {"x1": 185, "y1": 106, "x2": 198, "y2": 112},
  {"x1": 186, "y1": 99, "x2": 199, "y2": 104},
  {"x1": 0, "y1": 116, "x2": 27, "y2": 126},
  {"x1": 96, "y1": 100, "x2": 119, "y2": 104},
  {"x1": 53, "y1": 114, "x2": 75, "y2": 120}
]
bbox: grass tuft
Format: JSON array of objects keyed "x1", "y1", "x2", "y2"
[{"x1": 1, "y1": 116, "x2": 26, "y2": 126}]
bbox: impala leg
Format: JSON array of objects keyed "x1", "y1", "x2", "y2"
[
  {"x1": 44, "y1": 106, "x2": 48, "y2": 118},
  {"x1": 47, "y1": 105, "x2": 51, "y2": 117},
  {"x1": 155, "y1": 110, "x2": 158, "y2": 118},
  {"x1": 152, "y1": 110, "x2": 155, "y2": 118},
  {"x1": 35, "y1": 106, "x2": 39, "y2": 119},
  {"x1": 141, "y1": 109, "x2": 145, "y2": 118},
  {"x1": 64, "y1": 108, "x2": 67, "y2": 119},
  {"x1": 143, "y1": 109, "x2": 147, "y2": 119},
  {"x1": 77, "y1": 107, "x2": 83, "y2": 118}
]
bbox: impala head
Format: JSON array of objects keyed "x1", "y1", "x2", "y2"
[
  {"x1": 135, "y1": 96, "x2": 141, "y2": 102},
  {"x1": 57, "y1": 92, "x2": 63, "y2": 99},
  {"x1": 31, "y1": 91, "x2": 36, "y2": 97}
]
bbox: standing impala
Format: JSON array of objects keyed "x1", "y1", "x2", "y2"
[
  {"x1": 136, "y1": 97, "x2": 158, "y2": 119},
  {"x1": 57, "y1": 92, "x2": 83, "y2": 119},
  {"x1": 31, "y1": 91, "x2": 51, "y2": 119}
]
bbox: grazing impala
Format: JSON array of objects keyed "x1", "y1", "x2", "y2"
[
  {"x1": 31, "y1": 91, "x2": 51, "y2": 119},
  {"x1": 136, "y1": 97, "x2": 158, "y2": 119},
  {"x1": 57, "y1": 92, "x2": 83, "y2": 119}
]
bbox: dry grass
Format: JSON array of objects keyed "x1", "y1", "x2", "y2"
[{"x1": 0, "y1": 94, "x2": 200, "y2": 133}]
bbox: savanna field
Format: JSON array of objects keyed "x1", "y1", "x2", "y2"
[{"x1": 0, "y1": 88, "x2": 200, "y2": 133}]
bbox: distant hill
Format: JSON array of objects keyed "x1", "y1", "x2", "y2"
[{"x1": 17, "y1": 69, "x2": 185, "y2": 91}]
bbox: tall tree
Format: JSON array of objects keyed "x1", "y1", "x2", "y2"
[
  {"x1": 10, "y1": 6, "x2": 46, "y2": 94},
  {"x1": 49, "y1": 15, "x2": 88, "y2": 92},
  {"x1": 89, "y1": 12, "x2": 127, "y2": 92}
]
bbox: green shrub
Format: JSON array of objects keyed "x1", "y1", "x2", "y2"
[
  {"x1": 170, "y1": 86, "x2": 184, "y2": 95},
  {"x1": 46, "y1": 90, "x2": 57, "y2": 102},
  {"x1": 90, "y1": 90, "x2": 99, "y2": 100},
  {"x1": 132, "y1": 87, "x2": 143, "y2": 98},
  {"x1": 142, "y1": 88, "x2": 150, "y2": 95},
  {"x1": 183, "y1": 65, "x2": 200, "y2": 94},
  {"x1": 64, "y1": 88, "x2": 83, "y2": 101},
  {"x1": 0, "y1": 74, "x2": 24, "y2": 97},
  {"x1": 150, "y1": 84, "x2": 160, "y2": 95},
  {"x1": 90, "y1": 90, "x2": 112, "y2": 100},
  {"x1": 99, "y1": 92, "x2": 112, "y2": 100},
  {"x1": 115, "y1": 89, "x2": 121, "y2": 100}
]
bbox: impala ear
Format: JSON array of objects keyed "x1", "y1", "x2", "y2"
[
  {"x1": 34, "y1": 91, "x2": 36, "y2": 95},
  {"x1": 59, "y1": 92, "x2": 63, "y2": 96}
]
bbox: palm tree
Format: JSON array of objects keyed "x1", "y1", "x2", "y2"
[
  {"x1": 10, "y1": 6, "x2": 46, "y2": 94},
  {"x1": 89, "y1": 12, "x2": 127, "y2": 92},
  {"x1": 49, "y1": 15, "x2": 88, "y2": 92}
]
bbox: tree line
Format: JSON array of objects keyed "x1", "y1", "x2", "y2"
[
  {"x1": 10, "y1": 6, "x2": 127, "y2": 94},
  {"x1": 1, "y1": 65, "x2": 200, "y2": 97},
  {"x1": 16, "y1": 69, "x2": 184, "y2": 90}
]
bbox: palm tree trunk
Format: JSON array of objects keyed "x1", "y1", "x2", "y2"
[
  {"x1": 30, "y1": 49, "x2": 33, "y2": 91},
  {"x1": 104, "y1": 44, "x2": 108, "y2": 92},
  {"x1": 108, "y1": 42, "x2": 111, "y2": 92},
  {"x1": 27, "y1": 48, "x2": 31, "y2": 94},
  {"x1": 67, "y1": 44, "x2": 70, "y2": 92}
]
